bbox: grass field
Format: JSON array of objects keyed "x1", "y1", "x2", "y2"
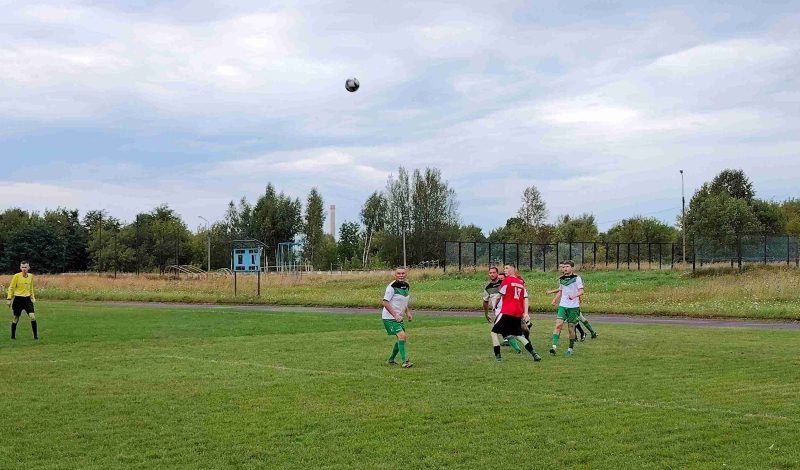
[
  {"x1": 29, "y1": 266, "x2": 800, "y2": 319},
  {"x1": 1, "y1": 302, "x2": 798, "y2": 469}
]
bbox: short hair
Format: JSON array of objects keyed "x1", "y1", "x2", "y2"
[
  {"x1": 488, "y1": 266, "x2": 499, "y2": 273},
  {"x1": 20, "y1": 260, "x2": 29, "y2": 266},
  {"x1": 560, "y1": 260, "x2": 575, "y2": 267},
  {"x1": 394, "y1": 266, "x2": 407, "y2": 271},
  {"x1": 505, "y1": 263, "x2": 516, "y2": 269}
]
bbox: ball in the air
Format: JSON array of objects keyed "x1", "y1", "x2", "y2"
[{"x1": 345, "y1": 77, "x2": 360, "y2": 92}]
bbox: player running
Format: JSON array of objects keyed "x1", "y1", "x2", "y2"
[
  {"x1": 382, "y1": 267, "x2": 413, "y2": 368},
  {"x1": 491, "y1": 264, "x2": 542, "y2": 362}
]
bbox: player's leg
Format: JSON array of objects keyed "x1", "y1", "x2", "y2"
[
  {"x1": 505, "y1": 334, "x2": 522, "y2": 353},
  {"x1": 566, "y1": 322, "x2": 577, "y2": 357},
  {"x1": 576, "y1": 323, "x2": 586, "y2": 342},
  {"x1": 491, "y1": 331, "x2": 502, "y2": 361},
  {"x1": 396, "y1": 330, "x2": 412, "y2": 368},
  {"x1": 513, "y1": 335, "x2": 542, "y2": 362},
  {"x1": 27, "y1": 299, "x2": 38, "y2": 340},
  {"x1": 578, "y1": 312, "x2": 597, "y2": 338},
  {"x1": 10, "y1": 297, "x2": 22, "y2": 339},
  {"x1": 383, "y1": 320, "x2": 404, "y2": 365},
  {"x1": 550, "y1": 316, "x2": 565, "y2": 355},
  {"x1": 11, "y1": 313, "x2": 19, "y2": 339}
]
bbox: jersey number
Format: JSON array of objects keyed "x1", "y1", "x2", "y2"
[{"x1": 513, "y1": 287, "x2": 522, "y2": 299}]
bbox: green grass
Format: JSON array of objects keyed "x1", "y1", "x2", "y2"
[{"x1": 1, "y1": 302, "x2": 799, "y2": 469}]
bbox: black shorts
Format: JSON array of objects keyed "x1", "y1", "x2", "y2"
[
  {"x1": 11, "y1": 297, "x2": 34, "y2": 316},
  {"x1": 491, "y1": 314, "x2": 524, "y2": 337}
]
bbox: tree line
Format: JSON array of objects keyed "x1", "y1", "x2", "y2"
[{"x1": 0, "y1": 168, "x2": 797, "y2": 273}]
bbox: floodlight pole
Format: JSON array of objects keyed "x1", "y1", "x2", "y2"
[
  {"x1": 680, "y1": 170, "x2": 686, "y2": 264},
  {"x1": 199, "y1": 216, "x2": 210, "y2": 276}
]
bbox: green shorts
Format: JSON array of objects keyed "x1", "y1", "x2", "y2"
[
  {"x1": 557, "y1": 307, "x2": 581, "y2": 324},
  {"x1": 383, "y1": 319, "x2": 405, "y2": 336}
]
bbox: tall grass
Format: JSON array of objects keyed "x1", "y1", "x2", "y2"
[{"x1": 17, "y1": 266, "x2": 800, "y2": 319}]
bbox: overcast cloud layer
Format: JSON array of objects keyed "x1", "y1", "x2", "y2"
[{"x1": 1, "y1": 0, "x2": 798, "y2": 234}]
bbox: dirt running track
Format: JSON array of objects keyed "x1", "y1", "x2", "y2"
[{"x1": 87, "y1": 301, "x2": 800, "y2": 330}]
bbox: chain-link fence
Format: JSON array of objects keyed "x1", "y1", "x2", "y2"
[
  {"x1": 695, "y1": 235, "x2": 800, "y2": 269},
  {"x1": 444, "y1": 236, "x2": 800, "y2": 272}
]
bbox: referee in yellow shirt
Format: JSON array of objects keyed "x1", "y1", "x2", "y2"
[{"x1": 6, "y1": 260, "x2": 38, "y2": 340}]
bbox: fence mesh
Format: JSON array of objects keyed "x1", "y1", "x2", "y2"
[{"x1": 444, "y1": 236, "x2": 800, "y2": 272}]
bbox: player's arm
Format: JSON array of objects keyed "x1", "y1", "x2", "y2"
[
  {"x1": 6, "y1": 275, "x2": 16, "y2": 306},
  {"x1": 483, "y1": 300, "x2": 491, "y2": 322},
  {"x1": 545, "y1": 288, "x2": 559, "y2": 295},
  {"x1": 405, "y1": 306, "x2": 412, "y2": 322},
  {"x1": 30, "y1": 276, "x2": 35, "y2": 303},
  {"x1": 551, "y1": 287, "x2": 562, "y2": 306},
  {"x1": 523, "y1": 290, "x2": 530, "y2": 322},
  {"x1": 569, "y1": 287, "x2": 584, "y2": 300},
  {"x1": 382, "y1": 300, "x2": 402, "y2": 322}
]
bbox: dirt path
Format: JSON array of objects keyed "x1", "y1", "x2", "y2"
[{"x1": 77, "y1": 301, "x2": 800, "y2": 330}]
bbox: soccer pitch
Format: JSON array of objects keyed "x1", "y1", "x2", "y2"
[{"x1": 1, "y1": 303, "x2": 798, "y2": 469}]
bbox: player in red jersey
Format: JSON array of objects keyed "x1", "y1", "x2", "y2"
[{"x1": 490, "y1": 264, "x2": 542, "y2": 362}]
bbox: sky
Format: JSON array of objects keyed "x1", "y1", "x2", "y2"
[{"x1": 1, "y1": 0, "x2": 798, "y2": 235}]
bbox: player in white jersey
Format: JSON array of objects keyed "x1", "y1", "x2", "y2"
[{"x1": 382, "y1": 267, "x2": 413, "y2": 368}]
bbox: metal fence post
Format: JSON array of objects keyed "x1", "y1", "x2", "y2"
[
  {"x1": 637, "y1": 243, "x2": 641, "y2": 270},
  {"x1": 458, "y1": 242, "x2": 462, "y2": 272},
  {"x1": 788, "y1": 235, "x2": 791, "y2": 266},
  {"x1": 529, "y1": 244, "x2": 533, "y2": 271},
  {"x1": 648, "y1": 243, "x2": 652, "y2": 269},
  {"x1": 616, "y1": 243, "x2": 620, "y2": 270},
  {"x1": 503, "y1": 243, "x2": 507, "y2": 266},
  {"x1": 580, "y1": 242, "x2": 585, "y2": 267},
  {"x1": 605, "y1": 242, "x2": 609, "y2": 268},
  {"x1": 671, "y1": 243, "x2": 675, "y2": 269},
  {"x1": 764, "y1": 235, "x2": 768, "y2": 265},
  {"x1": 593, "y1": 242, "x2": 597, "y2": 266},
  {"x1": 473, "y1": 242, "x2": 477, "y2": 269},
  {"x1": 542, "y1": 245, "x2": 547, "y2": 272},
  {"x1": 658, "y1": 243, "x2": 662, "y2": 270},
  {"x1": 488, "y1": 242, "x2": 492, "y2": 266},
  {"x1": 516, "y1": 243, "x2": 520, "y2": 269},
  {"x1": 569, "y1": 242, "x2": 573, "y2": 260},
  {"x1": 692, "y1": 239, "x2": 696, "y2": 272},
  {"x1": 556, "y1": 243, "x2": 560, "y2": 266},
  {"x1": 443, "y1": 242, "x2": 447, "y2": 272}
]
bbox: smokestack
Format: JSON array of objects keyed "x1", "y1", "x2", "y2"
[{"x1": 330, "y1": 205, "x2": 336, "y2": 239}]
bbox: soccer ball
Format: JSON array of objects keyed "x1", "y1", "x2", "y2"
[{"x1": 345, "y1": 77, "x2": 360, "y2": 92}]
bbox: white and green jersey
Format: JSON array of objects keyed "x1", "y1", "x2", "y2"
[
  {"x1": 382, "y1": 280, "x2": 411, "y2": 320},
  {"x1": 482, "y1": 279, "x2": 503, "y2": 311},
  {"x1": 558, "y1": 274, "x2": 583, "y2": 309}
]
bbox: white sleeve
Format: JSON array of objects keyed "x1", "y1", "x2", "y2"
[
  {"x1": 576, "y1": 276, "x2": 584, "y2": 290},
  {"x1": 383, "y1": 285, "x2": 394, "y2": 302},
  {"x1": 523, "y1": 287, "x2": 529, "y2": 299},
  {"x1": 499, "y1": 284, "x2": 507, "y2": 295},
  {"x1": 482, "y1": 290, "x2": 490, "y2": 302}
]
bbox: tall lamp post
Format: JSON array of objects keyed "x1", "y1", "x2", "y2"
[
  {"x1": 198, "y1": 216, "x2": 210, "y2": 275},
  {"x1": 680, "y1": 170, "x2": 686, "y2": 264}
]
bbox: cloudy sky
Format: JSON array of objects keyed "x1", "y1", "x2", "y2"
[{"x1": 1, "y1": 0, "x2": 798, "y2": 235}]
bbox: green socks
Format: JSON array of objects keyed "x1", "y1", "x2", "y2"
[
  {"x1": 397, "y1": 341, "x2": 407, "y2": 361},
  {"x1": 508, "y1": 337, "x2": 522, "y2": 353},
  {"x1": 582, "y1": 321, "x2": 595, "y2": 334},
  {"x1": 552, "y1": 333, "x2": 560, "y2": 346},
  {"x1": 389, "y1": 342, "x2": 399, "y2": 361}
]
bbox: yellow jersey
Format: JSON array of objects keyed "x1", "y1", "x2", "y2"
[{"x1": 7, "y1": 273, "x2": 35, "y2": 301}]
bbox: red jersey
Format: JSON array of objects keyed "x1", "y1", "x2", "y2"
[{"x1": 498, "y1": 274, "x2": 528, "y2": 317}]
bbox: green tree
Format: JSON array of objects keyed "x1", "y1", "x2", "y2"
[
  {"x1": 360, "y1": 191, "x2": 386, "y2": 267},
  {"x1": 409, "y1": 168, "x2": 460, "y2": 263},
  {"x1": 338, "y1": 221, "x2": 361, "y2": 266},
  {"x1": 606, "y1": 217, "x2": 677, "y2": 243},
  {"x1": 555, "y1": 214, "x2": 598, "y2": 242},
  {"x1": 303, "y1": 188, "x2": 326, "y2": 268}
]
